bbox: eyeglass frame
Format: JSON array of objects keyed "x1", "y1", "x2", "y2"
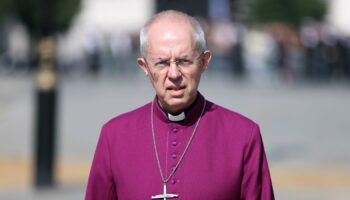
[{"x1": 143, "y1": 51, "x2": 205, "y2": 71}]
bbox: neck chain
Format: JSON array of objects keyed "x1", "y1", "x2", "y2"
[{"x1": 151, "y1": 98, "x2": 207, "y2": 185}]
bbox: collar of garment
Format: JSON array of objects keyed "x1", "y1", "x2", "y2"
[
  {"x1": 167, "y1": 112, "x2": 185, "y2": 122},
  {"x1": 154, "y1": 92, "x2": 205, "y2": 125}
]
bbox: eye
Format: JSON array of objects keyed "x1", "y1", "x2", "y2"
[
  {"x1": 155, "y1": 60, "x2": 170, "y2": 68},
  {"x1": 176, "y1": 59, "x2": 192, "y2": 67}
]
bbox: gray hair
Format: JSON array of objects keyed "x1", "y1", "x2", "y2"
[{"x1": 140, "y1": 10, "x2": 206, "y2": 57}]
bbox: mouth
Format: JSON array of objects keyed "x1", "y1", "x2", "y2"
[
  {"x1": 167, "y1": 86, "x2": 186, "y2": 96},
  {"x1": 167, "y1": 85, "x2": 186, "y2": 91}
]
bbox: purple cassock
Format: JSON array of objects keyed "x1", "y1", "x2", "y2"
[{"x1": 85, "y1": 93, "x2": 274, "y2": 200}]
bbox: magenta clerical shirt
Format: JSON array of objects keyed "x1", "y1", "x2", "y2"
[{"x1": 85, "y1": 93, "x2": 274, "y2": 199}]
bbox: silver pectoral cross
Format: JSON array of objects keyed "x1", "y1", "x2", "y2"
[{"x1": 151, "y1": 183, "x2": 179, "y2": 199}]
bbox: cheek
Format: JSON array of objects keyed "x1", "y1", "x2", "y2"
[
  {"x1": 151, "y1": 71, "x2": 159, "y2": 82},
  {"x1": 188, "y1": 72, "x2": 202, "y2": 86}
]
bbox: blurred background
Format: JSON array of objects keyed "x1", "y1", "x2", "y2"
[{"x1": 0, "y1": 0, "x2": 349, "y2": 199}]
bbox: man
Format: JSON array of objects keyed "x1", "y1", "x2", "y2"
[{"x1": 86, "y1": 10, "x2": 274, "y2": 199}]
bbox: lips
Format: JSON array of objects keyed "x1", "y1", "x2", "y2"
[
  {"x1": 167, "y1": 86, "x2": 185, "y2": 91},
  {"x1": 167, "y1": 86, "x2": 186, "y2": 96}
]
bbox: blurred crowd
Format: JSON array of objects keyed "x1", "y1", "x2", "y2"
[
  {"x1": 264, "y1": 20, "x2": 350, "y2": 82},
  {"x1": 1, "y1": 18, "x2": 350, "y2": 83}
]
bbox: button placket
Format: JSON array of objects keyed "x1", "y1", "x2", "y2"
[
  {"x1": 168, "y1": 124, "x2": 180, "y2": 175},
  {"x1": 167, "y1": 124, "x2": 182, "y2": 192},
  {"x1": 172, "y1": 127, "x2": 178, "y2": 134},
  {"x1": 171, "y1": 141, "x2": 178, "y2": 146},
  {"x1": 171, "y1": 178, "x2": 177, "y2": 184},
  {"x1": 171, "y1": 153, "x2": 177, "y2": 159}
]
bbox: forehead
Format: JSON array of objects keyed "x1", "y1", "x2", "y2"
[{"x1": 146, "y1": 20, "x2": 196, "y2": 56}]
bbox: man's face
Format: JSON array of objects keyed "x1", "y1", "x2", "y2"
[{"x1": 138, "y1": 20, "x2": 211, "y2": 113}]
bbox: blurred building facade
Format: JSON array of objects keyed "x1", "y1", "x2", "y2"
[{"x1": 329, "y1": 0, "x2": 350, "y2": 35}]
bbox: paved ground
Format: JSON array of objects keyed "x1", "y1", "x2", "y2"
[{"x1": 1, "y1": 70, "x2": 350, "y2": 199}]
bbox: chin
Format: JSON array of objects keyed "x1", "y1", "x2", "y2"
[
  {"x1": 164, "y1": 98, "x2": 188, "y2": 112},
  {"x1": 167, "y1": 98, "x2": 185, "y2": 106}
]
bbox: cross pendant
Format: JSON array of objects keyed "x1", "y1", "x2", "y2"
[{"x1": 151, "y1": 183, "x2": 178, "y2": 199}]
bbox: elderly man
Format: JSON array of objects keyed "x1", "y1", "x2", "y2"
[{"x1": 86, "y1": 10, "x2": 274, "y2": 200}]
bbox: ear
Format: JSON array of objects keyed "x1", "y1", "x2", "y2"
[
  {"x1": 201, "y1": 50, "x2": 212, "y2": 71},
  {"x1": 137, "y1": 58, "x2": 149, "y2": 76}
]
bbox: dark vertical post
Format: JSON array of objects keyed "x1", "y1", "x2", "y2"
[
  {"x1": 34, "y1": 37, "x2": 57, "y2": 187},
  {"x1": 34, "y1": 88, "x2": 57, "y2": 187},
  {"x1": 33, "y1": 0, "x2": 58, "y2": 187}
]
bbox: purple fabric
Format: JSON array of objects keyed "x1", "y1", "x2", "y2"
[{"x1": 85, "y1": 94, "x2": 274, "y2": 199}]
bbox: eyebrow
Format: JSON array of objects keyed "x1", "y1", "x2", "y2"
[{"x1": 154, "y1": 55, "x2": 190, "y2": 61}]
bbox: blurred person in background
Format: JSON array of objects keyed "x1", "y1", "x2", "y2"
[
  {"x1": 82, "y1": 30, "x2": 102, "y2": 76},
  {"x1": 0, "y1": 20, "x2": 30, "y2": 74},
  {"x1": 86, "y1": 10, "x2": 274, "y2": 200},
  {"x1": 208, "y1": 20, "x2": 245, "y2": 76},
  {"x1": 318, "y1": 23, "x2": 340, "y2": 79},
  {"x1": 338, "y1": 36, "x2": 350, "y2": 78}
]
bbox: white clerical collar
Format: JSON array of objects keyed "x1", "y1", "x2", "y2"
[
  {"x1": 157, "y1": 98, "x2": 186, "y2": 122},
  {"x1": 168, "y1": 112, "x2": 185, "y2": 122}
]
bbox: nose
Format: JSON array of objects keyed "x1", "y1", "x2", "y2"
[{"x1": 167, "y1": 62, "x2": 182, "y2": 80}]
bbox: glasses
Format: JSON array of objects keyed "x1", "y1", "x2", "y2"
[{"x1": 144, "y1": 52, "x2": 204, "y2": 71}]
